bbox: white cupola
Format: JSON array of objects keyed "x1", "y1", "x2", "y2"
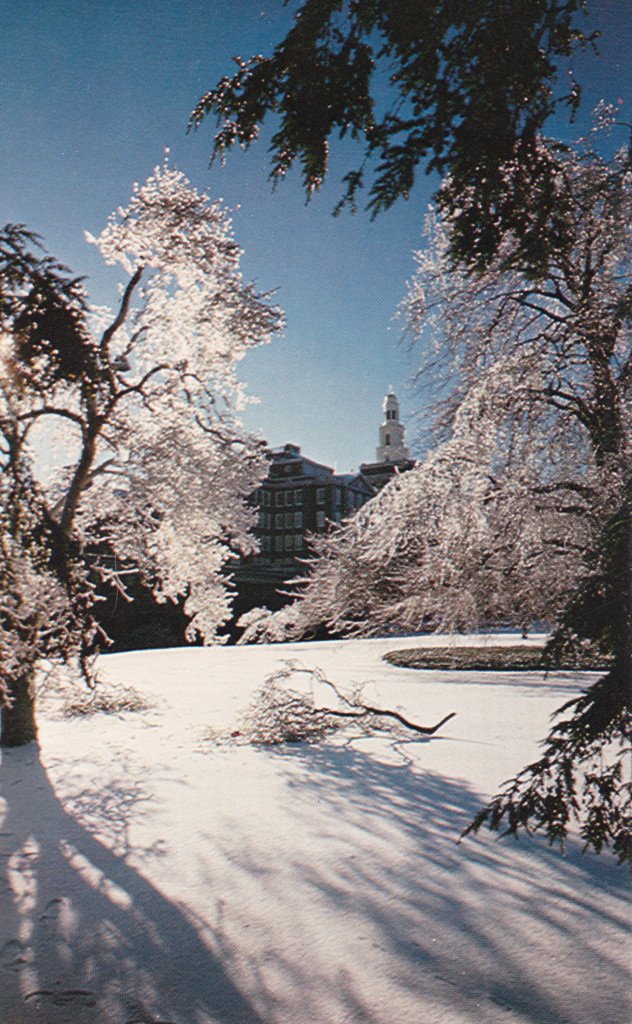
[{"x1": 376, "y1": 390, "x2": 410, "y2": 463}]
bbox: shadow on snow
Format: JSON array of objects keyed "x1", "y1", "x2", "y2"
[
  {"x1": 0, "y1": 745, "x2": 265, "y2": 1024},
  {"x1": 1, "y1": 733, "x2": 629, "y2": 1024},
  {"x1": 241, "y1": 736, "x2": 630, "y2": 1024}
]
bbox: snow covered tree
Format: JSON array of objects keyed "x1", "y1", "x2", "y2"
[
  {"x1": 0, "y1": 163, "x2": 283, "y2": 746},
  {"x1": 405, "y1": 130, "x2": 632, "y2": 862},
  {"x1": 243, "y1": 365, "x2": 599, "y2": 643},
  {"x1": 191, "y1": 0, "x2": 593, "y2": 268},
  {"x1": 401, "y1": 126, "x2": 631, "y2": 671},
  {"x1": 250, "y1": 129, "x2": 631, "y2": 860}
]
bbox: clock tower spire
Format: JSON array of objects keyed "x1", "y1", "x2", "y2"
[{"x1": 376, "y1": 389, "x2": 409, "y2": 463}]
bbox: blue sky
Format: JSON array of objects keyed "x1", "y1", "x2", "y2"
[{"x1": 2, "y1": 0, "x2": 631, "y2": 472}]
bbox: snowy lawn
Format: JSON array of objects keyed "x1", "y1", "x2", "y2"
[{"x1": 1, "y1": 635, "x2": 630, "y2": 1024}]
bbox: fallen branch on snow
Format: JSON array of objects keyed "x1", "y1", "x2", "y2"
[{"x1": 232, "y1": 661, "x2": 456, "y2": 746}]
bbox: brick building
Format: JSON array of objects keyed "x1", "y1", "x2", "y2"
[
  {"x1": 254, "y1": 444, "x2": 374, "y2": 561},
  {"x1": 229, "y1": 445, "x2": 374, "y2": 624},
  {"x1": 228, "y1": 391, "x2": 414, "y2": 629}
]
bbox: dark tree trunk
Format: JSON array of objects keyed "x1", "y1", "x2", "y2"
[
  {"x1": 1, "y1": 665, "x2": 38, "y2": 747},
  {"x1": 582, "y1": 483, "x2": 632, "y2": 726},
  {"x1": 615, "y1": 488, "x2": 632, "y2": 709}
]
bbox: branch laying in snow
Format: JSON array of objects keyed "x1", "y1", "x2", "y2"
[
  {"x1": 232, "y1": 661, "x2": 456, "y2": 746},
  {"x1": 320, "y1": 703, "x2": 456, "y2": 736}
]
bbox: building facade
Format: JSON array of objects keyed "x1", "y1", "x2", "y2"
[
  {"x1": 228, "y1": 392, "x2": 414, "y2": 631},
  {"x1": 254, "y1": 444, "x2": 374, "y2": 562}
]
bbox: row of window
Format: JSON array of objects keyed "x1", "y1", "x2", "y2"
[
  {"x1": 346, "y1": 491, "x2": 366, "y2": 508},
  {"x1": 260, "y1": 485, "x2": 356, "y2": 508},
  {"x1": 260, "y1": 511, "x2": 304, "y2": 530},
  {"x1": 259, "y1": 510, "x2": 328, "y2": 530},
  {"x1": 260, "y1": 488, "x2": 304, "y2": 507},
  {"x1": 260, "y1": 533, "x2": 305, "y2": 553}
]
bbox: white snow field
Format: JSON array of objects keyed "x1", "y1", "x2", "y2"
[{"x1": 1, "y1": 635, "x2": 630, "y2": 1024}]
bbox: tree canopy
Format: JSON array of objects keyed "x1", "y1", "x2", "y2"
[
  {"x1": 191, "y1": 0, "x2": 593, "y2": 268},
  {"x1": 0, "y1": 163, "x2": 283, "y2": 746}
]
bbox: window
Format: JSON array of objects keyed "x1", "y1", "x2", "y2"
[
  {"x1": 333, "y1": 488, "x2": 342, "y2": 519},
  {"x1": 294, "y1": 511, "x2": 303, "y2": 529},
  {"x1": 385, "y1": 433, "x2": 390, "y2": 445},
  {"x1": 277, "y1": 491, "x2": 285, "y2": 506},
  {"x1": 316, "y1": 511, "x2": 325, "y2": 529},
  {"x1": 317, "y1": 487, "x2": 326, "y2": 504},
  {"x1": 294, "y1": 489, "x2": 303, "y2": 505}
]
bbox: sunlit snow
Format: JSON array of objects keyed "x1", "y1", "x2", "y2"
[{"x1": 1, "y1": 635, "x2": 629, "y2": 1024}]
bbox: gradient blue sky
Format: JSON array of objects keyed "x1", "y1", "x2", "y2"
[{"x1": 2, "y1": 0, "x2": 631, "y2": 472}]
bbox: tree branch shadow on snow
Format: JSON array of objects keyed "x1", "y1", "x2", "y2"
[
  {"x1": 204, "y1": 737, "x2": 631, "y2": 1024},
  {"x1": 0, "y1": 745, "x2": 265, "y2": 1024}
]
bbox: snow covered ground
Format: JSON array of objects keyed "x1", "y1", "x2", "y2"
[{"x1": 1, "y1": 635, "x2": 630, "y2": 1024}]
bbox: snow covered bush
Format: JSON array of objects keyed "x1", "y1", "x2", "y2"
[
  {"x1": 0, "y1": 162, "x2": 283, "y2": 745},
  {"x1": 236, "y1": 603, "x2": 307, "y2": 644}
]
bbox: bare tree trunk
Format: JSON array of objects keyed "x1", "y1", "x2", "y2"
[{"x1": 1, "y1": 665, "x2": 38, "y2": 747}]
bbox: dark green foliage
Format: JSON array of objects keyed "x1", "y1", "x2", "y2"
[
  {"x1": 0, "y1": 227, "x2": 102, "y2": 745},
  {"x1": 0, "y1": 225, "x2": 96, "y2": 388},
  {"x1": 467, "y1": 488, "x2": 631, "y2": 865},
  {"x1": 543, "y1": 493, "x2": 632, "y2": 673},
  {"x1": 384, "y1": 644, "x2": 609, "y2": 672},
  {"x1": 464, "y1": 676, "x2": 631, "y2": 865},
  {"x1": 191, "y1": 0, "x2": 592, "y2": 267},
  {"x1": 92, "y1": 568, "x2": 191, "y2": 653}
]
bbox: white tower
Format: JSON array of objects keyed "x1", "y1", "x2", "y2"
[{"x1": 376, "y1": 390, "x2": 410, "y2": 463}]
